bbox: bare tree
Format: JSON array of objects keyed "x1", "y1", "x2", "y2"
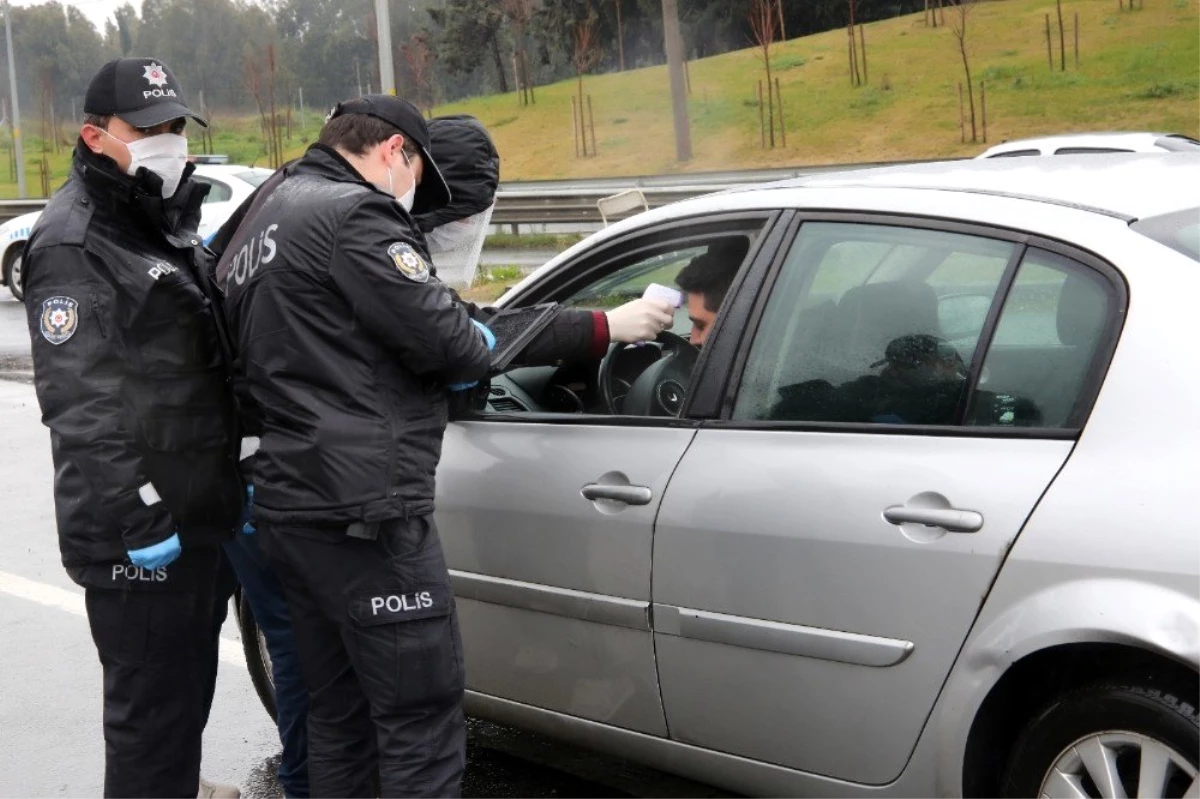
[
  {"x1": 949, "y1": 0, "x2": 977, "y2": 142},
  {"x1": 1056, "y1": 0, "x2": 1066, "y2": 71},
  {"x1": 502, "y1": 0, "x2": 537, "y2": 104},
  {"x1": 847, "y1": 0, "x2": 860, "y2": 85},
  {"x1": 748, "y1": 0, "x2": 778, "y2": 147},
  {"x1": 572, "y1": 16, "x2": 602, "y2": 155},
  {"x1": 402, "y1": 33, "x2": 436, "y2": 115},
  {"x1": 777, "y1": 0, "x2": 787, "y2": 40},
  {"x1": 615, "y1": 0, "x2": 626, "y2": 71}
]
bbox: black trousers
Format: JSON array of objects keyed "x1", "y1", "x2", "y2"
[
  {"x1": 261, "y1": 516, "x2": 466, "y2": 799},
  {"x1": 78, "y1": 547, "x2": 221, "y2": 798}
]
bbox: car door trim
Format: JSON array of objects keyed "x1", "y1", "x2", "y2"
[
  {"x1": 652, "y1": 604, "x2": 914, "y2": 668},
  {"x1": 450, "y1": 570, "x2": 650, "y2": 631}
]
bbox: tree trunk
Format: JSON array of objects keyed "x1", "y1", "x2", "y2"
[
  {"x1": 615, "y1": 0, "x2": 626, "y2": 71},
  {"x1": 1056, "y1": 0, "x2": 1066, "y2": 71},
  {"x1": 661, "y1": 0, "x2": 692, "y2": 161},
  {"x1": 491, "y1": 33, "x2": 509, "y2": 94},
  {"x1": 960, "y1": 43, "x2": 976, "y2": 142},
  {"x1": 765, "y1": 51, "x2": 775, "y2": 147},
  {"x1": 777, "y1": 0, "x2": 786, "y2": 40},
  {"x1": 523, "y1": 49, "x2": 536, "y2": 104},
  {"x1": 577, "y1": 72, "x2": 586, "y2": 155}
]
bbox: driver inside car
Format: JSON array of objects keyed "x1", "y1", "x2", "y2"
[{"x1": 674, "y1": 238, "x2": 748, "y2": 347}]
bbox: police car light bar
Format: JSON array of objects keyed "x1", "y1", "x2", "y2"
[{"x1": 189, "y1": 154, "x2": 230, "y2": 165}]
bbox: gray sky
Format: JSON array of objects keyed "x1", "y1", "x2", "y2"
[{"x1": 9, "y1": 0, "x2": 124, "y2": 31}]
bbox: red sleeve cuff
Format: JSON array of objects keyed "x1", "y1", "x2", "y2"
[{"x1": 589, "y1": 310, "x2": 610, "y2": 359}]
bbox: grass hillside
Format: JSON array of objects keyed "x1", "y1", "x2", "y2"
[
  {"x1": 432, "y1": 0, "x2": 1197, "y2": 178},
  {"x1": 0, "y1": 0, "x2": 1194, "y2": 197}
]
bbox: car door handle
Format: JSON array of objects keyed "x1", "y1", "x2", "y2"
[
  {"x1": 581, "y1": 484, "x2": 653, "y2": 506},
  {"x1": 883, "y1": 505, "x2": 984, "y2": 533}
]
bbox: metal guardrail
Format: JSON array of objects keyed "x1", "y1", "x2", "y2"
[{"x1": 0, "y1": 158, "x2": 941, "y2": 227}]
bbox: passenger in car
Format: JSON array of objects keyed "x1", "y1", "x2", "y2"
[{"x1": 674, "y1": 237, "x2": 749, "y2": 346}]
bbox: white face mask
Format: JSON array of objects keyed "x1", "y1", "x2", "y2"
[
  {"x1": 103, "y1": 129, "x2": 189, "y2": 198},
  {"x1": 386, "y1": 147, "x2": 417, "y2": 213}
]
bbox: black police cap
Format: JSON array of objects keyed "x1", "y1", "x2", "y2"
[
  {"x1": 84, "y1": 58, "x2": 207, "y2": 129},
  {"x1": 327, "y1": 95, "x2": 452, "y2": 214}
]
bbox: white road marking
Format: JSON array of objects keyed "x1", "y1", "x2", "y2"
[{"x1": 0, "y1": 569, "x2": 247, "y2": 669}]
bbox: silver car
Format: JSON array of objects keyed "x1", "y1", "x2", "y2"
[{"x1": 245, "y1": 154, "x2": 1200, "y2": 797}]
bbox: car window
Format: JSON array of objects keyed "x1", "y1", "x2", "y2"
[
  {"x1": 987, "y1": 149, "x2": 1041, "y2": 158},
  {"x1": 1157, "y1": 135, "x2": 1200, "y2": 152},
  {"x1": 193, "y1": 176, "x2": 233, "y2": 203},
  {"x1": 732, "y1": 221, "x2": 1015, "y2": 426},
  {"x1": 1131, "y1": 208, "x2": 1199, "y2": 261},
  {"x1": 1053, "y1": 147, "x2": 1133, "y2": 155},
  {"x1": 561, "y1": 233, "x2": 758, "y2": 339},
  {"x1": 965, "y1": 249, "x2": 1113, "y2": 428},
  {"x1": 481, "y1": 225, "x2": 763, "y2": 418},
  {"x1": 235, "y1": 169, "x2": 275, "y2": 187}
]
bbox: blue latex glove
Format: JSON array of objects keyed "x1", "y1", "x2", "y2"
[
  {"x1": 449, "y1": 320, "x2": 497, "y2": 391},
  {"x1": 239, "y1": 484, "x2": 256, "y2": 535},
  {"x1": 128, "y1": 532, "x2": 182, "y2": 570}
]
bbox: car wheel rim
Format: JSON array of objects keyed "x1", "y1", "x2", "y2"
[
  {"x1": 1039, "y1": 731, "x2": 1198, "y2": 798},
  {"x1": 256, "y1": 626, "x2": 274, "y2": 688},
  {"x1": 11, "y1": 255, "x2": 22, "y2": 291}
]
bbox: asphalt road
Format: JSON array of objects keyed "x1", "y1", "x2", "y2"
[{"x1": 0, "y1": 295, "x2": 722, "y2": 799}]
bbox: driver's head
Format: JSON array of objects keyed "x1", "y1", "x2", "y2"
[{"x1": 675, "y1": 239, "x2": 746, "y2": 346}]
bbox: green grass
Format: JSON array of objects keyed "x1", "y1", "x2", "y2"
[
  {"x1": 484, "y1": 233, "x2": 584, "y2": 250},
  {"x1": 427, "y1": 0, "x2": 1197, "y2": 179},
  {"x1": 0, "y1": 0, "x2": 1194, "y2": 196}
]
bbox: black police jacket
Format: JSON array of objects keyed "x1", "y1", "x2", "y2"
[
  {"x1": 219, "y1": 145, "x2": 497, "y2": 526},
  {"x1": 24, "y1": 143, "x2": 243, "y2": 569}
]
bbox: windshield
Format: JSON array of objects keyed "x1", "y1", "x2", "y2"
[
  {"x1": 1131, "y1": 208, "x2": 1200, "y2": 262},
  {"x1": 235, "y1": 169, "x2": 275, "y2": 187}
]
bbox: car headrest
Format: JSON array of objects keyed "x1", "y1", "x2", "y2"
[
  {"x1": 835, "y1": 281, "x2": 941, "y2": 363},
  {"x1": 1056, "y1": 274, "x2": 1109, "y2": 347}
]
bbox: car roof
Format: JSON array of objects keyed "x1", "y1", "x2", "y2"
[
  {"x1": 193, "y1": 164, "x2": 273, "y2": 179},
  {"x1": 749, "y1": 152, "x2": 1199, "y2": 220},
  {"x1": 979, "y1": 132, "x2": 1199, "y2": 156}
]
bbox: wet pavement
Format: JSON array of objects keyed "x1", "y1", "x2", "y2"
[{"x1": 0, "y1": 300, "x2": 725, "y2": 799}]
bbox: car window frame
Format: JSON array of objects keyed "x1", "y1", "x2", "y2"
[
  {"x1": 193, "y1": 175, "x2": 234, "y2": 204},
  {"x1": 465, "y1": 210, "x2": 786, "y2": 428},
  {"x1": 689, "y1": 210, "x2": 1128, "y2": 440}
]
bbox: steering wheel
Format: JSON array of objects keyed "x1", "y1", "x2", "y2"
[{"x1": 598, "y1": 331, "x2": 699, "y2": 416}]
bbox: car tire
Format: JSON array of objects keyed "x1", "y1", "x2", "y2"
[
  {"x1": 1001, "y1": 681, "x2": 1199, "y2": 798},
  {"x1": 5, "y1": 244, "x2": 25, "y2": 302},
  {"x1": 237, "y1": 591, "x2": 278, "y2": 723}
]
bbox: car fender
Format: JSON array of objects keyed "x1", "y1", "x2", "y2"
[{"x1": 931, "y1": 574, "x2": 1200, "y2": 796}]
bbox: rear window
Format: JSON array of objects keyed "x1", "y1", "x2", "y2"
[
  {"x1": 1131, "y1": 208, "x2": 1200, "y2": 261},
  {"x1": 987, "y1": 149, "x2": 1041, "y2": 158},
  {"x1": 235, "y1": 169, "x2": 275, "y2": 187},
  {"x1": 1053, "y1": 147, "x2": 1133, "y2": 155},
  {"x1": 1156, "y1": 135, "x2": 1200, "y2": 152}
]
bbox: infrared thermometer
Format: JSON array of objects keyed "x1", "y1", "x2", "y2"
[{"x1": 642, "y1": 283, "x2": 683, "y2": 308}]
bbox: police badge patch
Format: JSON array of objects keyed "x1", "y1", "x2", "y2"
[
  {"x1": 40, "y1": 297, "x2": 79, "y2": 345},
  {"x1": 387, "y1": 242, "x2": 430, "y2": 284}
]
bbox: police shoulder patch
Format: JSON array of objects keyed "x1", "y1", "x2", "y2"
[
  {"x1": 387, "y1": 241, "x2": 430, "y2": 284},
  {"x1": 40, "y1": 296, "x2": 79, "y2": 345}
]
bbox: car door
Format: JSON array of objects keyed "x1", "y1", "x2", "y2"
[
  {"x1": 652, "y1": 216, "x2": 1124, "y2": 783},
  {"x1": 437, "y1": 213, "x2": 778, "y2": 735},
  {"x1": 190, "y1": 174, "x2": 234, "y2": 242}
]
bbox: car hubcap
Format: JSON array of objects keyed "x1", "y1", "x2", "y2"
[
  {"x1": 1040, "y1": 732, "x2": 1198, "y2": 798},
  {"x1": 11, "y1": 255, "x2": 22, "y2": 291},
  {"x1": 256, "y1": 625, "x2": 274, "y2": 687}
]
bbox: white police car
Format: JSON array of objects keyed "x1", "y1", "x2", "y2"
[{"x1": 0, "y1": 162, "x2": 273, "y2": 301}]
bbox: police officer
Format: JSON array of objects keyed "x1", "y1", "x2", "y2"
[
  {"x1": 217, "y1": 95, "x2": 670, "y2": 797},
  {"x1": 23, "y1": 58, "x2": 243, "y2": 798}
]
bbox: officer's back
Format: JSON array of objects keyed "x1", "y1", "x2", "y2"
[{"x1": 220, "y1": 108, "x2": 491, "y2": 531}]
